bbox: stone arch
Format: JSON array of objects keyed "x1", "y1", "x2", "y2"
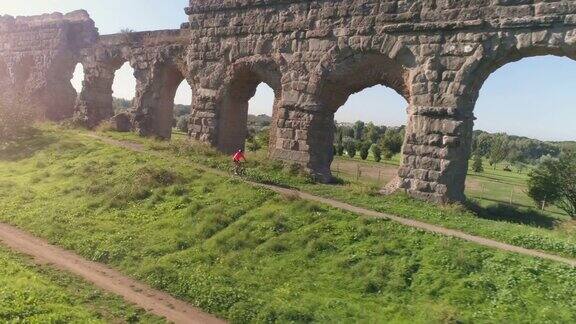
[
  {"x1": 75, "y1": 51, "x2": 137, "y2": 128},
  {"x1": 303, "y1": 52, "x2": 411, "y2": 182},
  {"x1": 440, "y1": 29, "x2": 576, "y2": 202},
  {"x1": 217, "y1": 57, "x2": 282, "y2": 153},
  {"x1": 318, "y1": 53, "x2": 411, "y2": 111},
  {"x1": 152, "y1": 61, "x2": 191, "y2": 139},
  {"x1": 459, "y1": 30, "x2": 576, "y2": 109}
]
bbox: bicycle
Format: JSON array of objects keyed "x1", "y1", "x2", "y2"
[{"x1": 231, "y1": 161, "x2": 246, "y2": 176}]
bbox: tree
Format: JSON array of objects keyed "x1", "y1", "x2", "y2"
[
  {"x1": 489, "y1": 134, "x2": 509, "y2": 168},
  {"x1": 363, "y1": 122, "x2": 380, "y2": 144},
  {"x1": 343, "y1": 137, "x2": 357, "y2": 158},
  {"x1": 359, "y1": 142, "x2": 370, "y2": 160},
  {"x1": 527, "y1": 154, "x2": 576, "y2": 218},
  {"x1": 336, "y1": 143, "x2": 344, "y2": 156},
  {"x1": 379, "y1": 129, "x2": 403, "y2": 159},
  {"x1": 176, "y1": 116, "x2": 188, "y2": 133},
  {"x1": 472, "y1": 154, "x2": 484, "y2": 173},
  {"x1": 371, "y1": 144, "x2": 382, "y2": 162},
  {"x1": 353, "y1": 121, "x2": 365, "y2": 140}
]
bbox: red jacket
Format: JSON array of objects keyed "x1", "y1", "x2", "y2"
[{"x1": 233, "y1": 151, "x2": 246, "y2": 162}]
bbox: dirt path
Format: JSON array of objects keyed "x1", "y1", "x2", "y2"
[
  {"x1": 256, "y1": 184, "x2": 576, "y2": 267},
  {"x1": 0, "y1": 223, "x2": 225, "y2": 324},
  {"x1": 88, "y1": 134, "x2": 576, "y2": 268}
]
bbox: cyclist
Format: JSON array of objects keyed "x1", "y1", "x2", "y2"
[{"x1": 232, "y1": 149, "x2": 246, "y2": 175}]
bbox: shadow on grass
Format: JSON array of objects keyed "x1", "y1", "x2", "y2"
[
  {"x1": 0, "y1": 128, "x2": 57, "y2": 161},
  {"x1": 466, "y1": 200, "x2": 559, "y2": 230}
]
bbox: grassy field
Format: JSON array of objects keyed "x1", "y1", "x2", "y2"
[
  {"x1": 331, "y1": 154, "x2": 568, "y2": 219},
  {"x1": 106, "y1": 130, "x2": 576, "y2": 259},
  {"x1": 0, "y1": 246, "x2": 162, "y2": 323},
  {"x1": 0, "y1": 125, "x2": 576, "y2": 322}
]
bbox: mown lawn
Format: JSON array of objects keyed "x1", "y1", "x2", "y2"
[
  {"x1": 0, "y1": 246, "x2": 162, "y2": 323},
  {"x1": 0, "y1": 126, "x2": 576, "y2": 322}
]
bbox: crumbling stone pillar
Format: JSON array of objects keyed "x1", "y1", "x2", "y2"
[
  {"x1": 188, "y1": 88, "x2": 219, "y2": 146},
  {"x1": 132, "y1": 62, "x2": 187, "y2": 139},
  {"x1": 74, "y1": 64, "x2": 117, "y2": 128},
  {"x1": 391, "y1": 104, "x2": 473, "y2": 203},
  {"x1": 0, "y1": 11, "x2": 97, "y2": 122},
  {"x1": 269, "y1": 92, "x2": 335, "y2": 182}
]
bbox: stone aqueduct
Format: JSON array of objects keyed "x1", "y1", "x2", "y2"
[{"x1": 1, "y1": 0, "x2": 575, "y2": 203}]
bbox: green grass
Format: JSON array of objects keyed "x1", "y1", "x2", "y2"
[
  {"x1": 0, "y1": 246, "x2": 163, "y2": 323},
  {"x1": 1, "y1": 125, "x2": 576, "y2": 322},
  {"x1": 100, "y1": 129, "x2": 576, "y2": 259}
]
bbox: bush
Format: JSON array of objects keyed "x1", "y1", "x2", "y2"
[{"x1": 346, "y1": 145, "x2": 356, "y2": 158}]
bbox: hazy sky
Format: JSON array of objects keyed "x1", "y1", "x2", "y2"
[{"x1": 3, "y1": 1, "x2": 575, "y2": 141}]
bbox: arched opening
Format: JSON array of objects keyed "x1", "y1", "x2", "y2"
[
  {"x1": 70, "y1": 63, "x2": 84, "y2": 95},
  {"x1": 333, "y1": 84, "x2": 408, "y2": 185},
  {"x1": 173, "y1": 78, "x2": 193, "y2": 136},
  {"x1": 217, "y1": 61, "x2": 281, "y2": 154},
  {"x1": 467, "y1": 54, "x2": 576, "y2": 220},
  {"x1": 111, "y1": 62, "x2": 136, "y2": 115},
  {"x1": 245, "y1": 83, "x2": 275, "y2": 154},
  {"x1": 317, "y1": 53, "x2": 410, "y2": 184},
  {"x1": 153, "y1": 64, "x2": 192, "y2": 139}
]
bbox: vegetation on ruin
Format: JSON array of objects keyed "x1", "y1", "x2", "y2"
[
  {"x1": 0, "y1": 246, "x2": 162, "y2": 323},
  {"x1": 1, "y1": 125, "x2": 576, "y2": 323}
]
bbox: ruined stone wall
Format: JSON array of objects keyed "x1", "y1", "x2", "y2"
[
  {"x1": 0, "y1": 11, "x2": 97, "y2": 120},
  {"x1": 0, "y1": 10, "x2": 191, "y2": 136},
  {"x1": 2, "y1": 1, "x2": 574, "y2": 204},
  {"x1": 184, "y1": 0, "x2": 576, "y2": 203},
  {"x1": 75, "y1": 29, "x2": 191, "y2": 134}
]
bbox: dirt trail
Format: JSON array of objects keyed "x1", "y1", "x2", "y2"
[
  {"x1": 0, "y1": 223, "x2": 225, "y2": 324},
  {"x1": 89, "y1": 134, "x2": 576, "y2": 268}
]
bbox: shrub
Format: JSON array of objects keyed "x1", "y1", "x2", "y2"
[{"x1": 359, "y1": 142, "x2": 371, "y2": 160}]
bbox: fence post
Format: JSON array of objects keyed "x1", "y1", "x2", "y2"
[{"x1": 509, "y1": 187, "x2": 514, "y2": 205}]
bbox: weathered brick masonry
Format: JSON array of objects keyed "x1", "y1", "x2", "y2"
[{"x1": 1, "y1": 1, "x2": 575, "y2": 203}]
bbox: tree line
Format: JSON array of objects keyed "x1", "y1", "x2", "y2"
[
  {"x1": 334, "y1": 121, "x2": 405, "y2": 162},
  {"x1": 471, "y1": 130, "x2": 575, "y2": 167}
]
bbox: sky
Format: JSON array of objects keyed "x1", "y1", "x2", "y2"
[{"x1": 3, "y1": 1, "x2": 575, "y2": 141}]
